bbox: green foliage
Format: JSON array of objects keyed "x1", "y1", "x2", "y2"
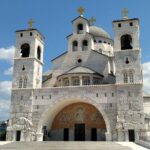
[{"x1": 0, "y1": 130, "x2": 6, "y2": 141}]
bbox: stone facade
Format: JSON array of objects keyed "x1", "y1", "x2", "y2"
[{"x1": 6, "y1": 12, "x2": 149, "y2": 142}]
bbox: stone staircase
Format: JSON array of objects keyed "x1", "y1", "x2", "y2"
[{"x1": 0, "y1": 142, "x2": 134, "y2": 150}]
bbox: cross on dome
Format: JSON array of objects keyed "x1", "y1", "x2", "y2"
[
  {"x1": 77, "y1": 6, "x2": 84, "y2": 16},
  {"x1": 122, "y1": 8, "x2": 129, "y2": 19},
  {"x1": 28, "y1": 19, "x2": 35, "y2": 29},
  {"x1": 89, "y1": 17, "x2": 96, "y2": 26}
]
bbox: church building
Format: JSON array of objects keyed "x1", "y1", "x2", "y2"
[{"x1": 6, "y1": 7, "x2": 150, "y2": 142}]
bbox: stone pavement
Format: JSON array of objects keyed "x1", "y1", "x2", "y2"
[{"x1": 0, "y1": 142, "x2": 148, "y2": 150}]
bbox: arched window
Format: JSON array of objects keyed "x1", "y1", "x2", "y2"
[
  {"x1": 72, "y1": 41, "x2": 78, "y2": 51},
  {"x1": 63, "y1": 78, "x2": 69, "y2": 86},
  {"x1": 72, "y1": 77, "x2": 80, "y2": 86},
  {"x1": 121, "y1": 34, "x2": 133, "y2": 50},
  {"x1": 37, "y1": 46, "x2": 41, "y2": 60},
  {"x1": 123, "y1": 72, "x2": 128, "y2": 83},
  {"x1": 77, "y1": 23, "x2": 83, "y2": 34},
  {"x1": 19, "y1": 78, "x2": 23, "y2": 88},
  {"x1": 83, "y1": 76, "x2": 90, "y2": 85},
  {"x1": 23, "y1": 77, "x2": 27, "y2": 88},
  {"x1": 129, "y1": 71, "x2": 134, "y2": 83},
  {"x1": 82, "y1": 40, "x2": 88, "y2": 51},
  {"x1": 20, "y1": 43, "x2": 30, "y2": 57}
]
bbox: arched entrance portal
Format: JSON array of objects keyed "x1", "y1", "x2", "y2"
[{"x1": 44, "y1": 102, "x2": 106, "y2": 141}]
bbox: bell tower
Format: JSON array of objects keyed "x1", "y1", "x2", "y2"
[
  {"x1": 113, "y1": 9, "x2": 142, "y2": 84},
  {"x1": 12, "y1": 19, "x2": 44, "y2": 89},
  {"x1": 113, "y1": 9, "x2": 144, "y2": 141}
]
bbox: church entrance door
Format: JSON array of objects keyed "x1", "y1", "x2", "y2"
[
  {"x1": 128, "y1": 130, "x2": 135, "y2": 142},
  {"x1": 64, "y1": 128, "x2": 69, "y2": 141},
  {"x1": 74, "y1": 124, "x2": 85, "y2": 141},
  {"x1": 91, "y1": 128, "x2": 97, "y2": 141},
  {"x1": 16, "y1": 130, "x2": 21, "y2": 141}
]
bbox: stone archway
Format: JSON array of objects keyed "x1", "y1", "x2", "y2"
[
  {"x1": 49, "y1": 102, "x2": 106, "y2": 141},
  {"x1": 37, "y1": 97, "x2": 111, "y2": 141}
]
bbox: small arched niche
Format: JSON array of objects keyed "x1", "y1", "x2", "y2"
[
  {"x1": 121, "y1": 34, "x2": 133, "y2": 50},
  {"x1": 72, "y1": 41, "x2": 78, "y2": 51},
  {"x1": 82, "y1": 40, "x2": 88, "y2": 51},
  {"x1": 20, "y1": 43, "x2": 30, "y2": 57},
  {"x1": 37, "y1": 46, "x2": 41, "y2": 60}
]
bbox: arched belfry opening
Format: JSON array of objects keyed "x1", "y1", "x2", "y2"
[
  {"x1": 43, "y1": 102, "x2": 106, "y2": 141},
  {"x1": 20, "y1": 43, "x2": 30, "y2": 57},
  {"x1": 37, "y1": 46, "x2": 41, "y2": 60},
  {"x1": 121, "y1": 34, "x2": 133, "y2": 50},
  {"x1": 77, "y1": 23, "x2": 83, "y2": 34}
]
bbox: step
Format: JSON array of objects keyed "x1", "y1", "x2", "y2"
[{"x1": 0, "y1": 142, "x2": 148, "y2": 150}]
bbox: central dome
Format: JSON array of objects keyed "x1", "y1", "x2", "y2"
[{"x1": 89, "y1": 26, "x2": 110, "y2": 39}]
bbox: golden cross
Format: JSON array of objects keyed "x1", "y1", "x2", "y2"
[
  {"x1": 89, "y1": 17, "x2": 96, "y2": 26},
  {"x1": 122, "y1": 8, "x2": 129, "y2": 19},
  {"x1": 77, "y1": 6, "x2": 84, "y2": 16},
  {"x1": 28, "y1": 19, "x2": 35, "y2": 28}
]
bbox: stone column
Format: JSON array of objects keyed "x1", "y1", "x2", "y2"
[
  {"x1": 90, "y1": 75, "x2": 93, "y2": 85},
  {"x1": 36, "y1": 132, "x2": 43, "y2": 141},
  {"x1": 69, "y1": 76, "x2": 71, "y2": 86},
  {"x1": 135, "y1": 130, "x2": 139, "y2": 141},
  {"x1": 105, "y1": 132, "x2": 112, "y2": 141},
  {"x1": 79, "y1": 75, "x2": 82, "y2": 86},
  {"x1": 125, "y1": 130, "x2": 129, "y2": 141},
  {"x1": 117, "y1": 130, "x2": 125, "y2": 141},
  {"x1": 20, "y1": 131, "x2": 25, "y2": 141},
  {"x1": 12, "y1": 131, "x2": 16, "y2": 141}
]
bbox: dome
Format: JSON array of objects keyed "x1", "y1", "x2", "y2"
[{"x1": 89, "y1": 26, "x2": 110, "y2": 38}]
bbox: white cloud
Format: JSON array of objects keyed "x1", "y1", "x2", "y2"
[
  {"x1": 0, "y1": 46, "x2": 15, "y2": 63},
  {"x1": 0, "y1": 81, "x2": 11, "y2": 121},
  {"x1": 3, "y1": 67, "x2": 13, "y2": 75},
  {"x1": 0, "y1": 98, "x2": 10, "y2": 121},
  {"x1": 143, "y1": 62, "x2": 150, "y2": 93},
  {"x1": 0, "y1": 81, "x2": 12, "y2": 95}
]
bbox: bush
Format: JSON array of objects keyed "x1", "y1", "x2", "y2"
[{"x1": 0, "y1": 130, "x2": 6, "y2": 141}]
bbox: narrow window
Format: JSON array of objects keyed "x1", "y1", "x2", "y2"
[
  {"x1": 112, "y1": 93, "x2": 114, "y2": 97},
  {"x1": 125, "y1": 57, "x2": 130, "y2": 64},
  {"x1": 93, "y1": 77, "x2": 101, "y2": 85},
  {"x1": 130, "y1": 22, "x2": 133, "y2": 26},
  {"x1": 118, "y1": 23, "x2": 121, "y2": 28},
  {"x1": 96, "y1": 93, "x2": 99, "y2": 97},
  {"x1": 123, "y1": 72, "x2": 128, "y2": 83},
  {"x1": 30, "y1": 32, "x2": 32, "y2": 36},
  {"x1": 82, "y1": 40, "x2": 88, "y2": 51},
  {"x1": 20, "y1": 33, "x2": 23, "y2": 37},
  {"x1": 121, "y1": 34, "x2": 133, "y2": 50},
  {"x1": 82, "y1": 76, "x2": 90, "y2": 85},
  {"x1": 72, "y1": 41, "x2": 78, "y2": 51},
  {"x1": 129, "y1": 71, "x2": 134, "y2": 83},
  {"x1": 63, "y1": 78, "x2": 69, "y2": 86},
  {"x1": 19, "y1": 78, "x2": 23, "y2": 88},
  {"x1": 37, "y1": 46, "x2": 41, "y2": 60},
  {"x1": 23, "y1": 77, "x2": 27, "y2": 88},
  {"x1": 72, "y1": 77, "x2": 80, "y2": 86}
]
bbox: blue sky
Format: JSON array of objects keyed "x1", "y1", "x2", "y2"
[{"x1": 0, "y1": 0, "x2": 150, "y2": 120}]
